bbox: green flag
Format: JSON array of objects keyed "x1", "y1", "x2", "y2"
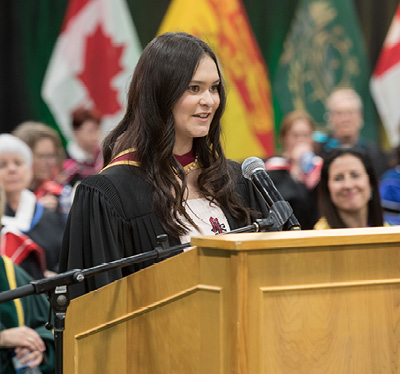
[{"x1": 273, "y1": 0, "x2": 376, "y2": 141}]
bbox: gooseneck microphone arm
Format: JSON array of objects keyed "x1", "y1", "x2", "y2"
[{"x1": 242, "y1": 156, "x2": 301, "y2": 231}]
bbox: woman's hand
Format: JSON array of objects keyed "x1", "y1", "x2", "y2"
[
  {"x1": 44, "y1": 269, "x2": 58, "y2": 278},
  {"x1": 0, "y1": 326, "x2": 45, "y2": 352}
]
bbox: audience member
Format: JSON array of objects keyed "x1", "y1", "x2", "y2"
[
  {"x1": 62, "y1": 107, "x2": 103, "y2": 187},
  {"x1": 265, "y1": 110, "x2": 321, "y2": 229},
  {"x1": 0, "y1": 134, "x2": 65, "y2": 278},
  {"x1": 319, "y1": 88, "x2": 389, "y2": 177},
  {"x1": 314, "y1": 147, "x2": 384, "y2": 229},
  {"x1": 12, "y1": 121, "x2": 71, "y2": 215},
  {"x1": 0, "y1": 255, "x2": 55, "y2": 373},
  {"x1": 0, "y1": 179, "x2": 55, "y2": 373}
]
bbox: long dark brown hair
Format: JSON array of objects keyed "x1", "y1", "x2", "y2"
[
  {"x1": 318, "y1": 147, "x2": 384, "y2": 228},
  {"x1": 103, "y1": 32, "x2": 251, "y2": 236}
]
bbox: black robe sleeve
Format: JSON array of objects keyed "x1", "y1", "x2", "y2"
[{"x1": 59, "y1": 166, "x2": 178, "y2": 298}]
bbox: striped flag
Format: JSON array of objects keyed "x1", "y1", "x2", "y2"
[
  {"x1": 41, "y1": 0, "x2": 141, "y2": 142},
  {"x1": 158, "y1": 0, "x2": 275, "y2": 161},
  {"x1": 370, "y1": 3, "x2": 400, "y2": 148}
]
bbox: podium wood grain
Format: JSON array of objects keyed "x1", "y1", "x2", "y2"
[{"x1": 63, "y1": 226, "x2": 400, "y2": 373}]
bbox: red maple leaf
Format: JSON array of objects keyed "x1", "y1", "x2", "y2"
[{"x1": 77, "y1": 24, "x2": 125, "y2": 115}]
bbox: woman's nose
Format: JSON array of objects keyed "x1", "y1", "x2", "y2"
[
  {"x1": 7, "y1": 163, "x2": 17, "y2": 172},
  {"x1": 341, "y1": 175, "x2": 353, "y2": 188},
  {"x1": 200, "y1": 90, "x2": 215, "y2": 107}
]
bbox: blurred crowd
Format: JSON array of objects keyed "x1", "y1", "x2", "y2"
[
  {"x1": 0, "y1": 106, "x2": 103, "y2": 373},
  {"x1": 265, "y1": 87, "x2": 396, "y2": 230}
]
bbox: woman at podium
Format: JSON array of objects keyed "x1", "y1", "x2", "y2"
[{"x1": 59, "y1": 32, "x2": 270, "y2": 298}]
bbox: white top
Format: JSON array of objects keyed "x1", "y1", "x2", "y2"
[
  {"x1": 1, "y1": 189, "x2": 36, "y2": 232},
  {"x1": 179, "y1": 197, "x2": 231, "y2": 248}
]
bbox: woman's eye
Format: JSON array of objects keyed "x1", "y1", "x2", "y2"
[
  {"x1": 210, "y1": 84, "x2": 219, "y2": 92},
  {"x1": 188, "y1": 85, "x2": 200, "y2": 93}
]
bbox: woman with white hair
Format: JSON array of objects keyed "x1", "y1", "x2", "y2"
[{"x1": 0, "y1": 134, "x2": 65, "y2": 279}]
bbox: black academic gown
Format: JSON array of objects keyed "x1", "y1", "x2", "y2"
[{"x1": 59, "y1": 160, "x2": 270, "y2": 298}]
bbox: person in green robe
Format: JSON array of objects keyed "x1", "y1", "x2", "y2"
[
  {"x1": 0, "y1": 183, "x2": 55, "y2": 373},
  {"x1": 0, "y1": 255, "x2": 55, "y2": 373}
]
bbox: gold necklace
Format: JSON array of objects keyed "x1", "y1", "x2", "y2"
[{"x1": 183, "y1": 157, "x2": 200, "y2": 174}]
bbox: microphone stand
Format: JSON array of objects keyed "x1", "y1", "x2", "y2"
[
  {"x1": 0, "y1": 210, "x2": 286, "y2": 374},
  {"x1": 0, "y1": 236, "x2": 185, "y2": 375}
]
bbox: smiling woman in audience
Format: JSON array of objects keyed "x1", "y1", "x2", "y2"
[{"x1": 314, "y1": 147, "x2": 385, "y2": 229}]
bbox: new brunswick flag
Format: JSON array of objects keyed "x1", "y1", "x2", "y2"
[{"x1": 158, "y1": 0, "x2": 275, "y2": 161}]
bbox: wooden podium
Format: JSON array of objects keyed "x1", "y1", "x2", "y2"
[{"x1": 63, "y1": 226, "x2": 400, "y2": 373}]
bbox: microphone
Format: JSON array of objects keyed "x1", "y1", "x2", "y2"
[{"x1": 242, "y1": 157, "x2": 301, "y2": 231}]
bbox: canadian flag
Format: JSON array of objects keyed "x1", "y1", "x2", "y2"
[
  {"x1": 42, "y1": 0, "x2": 141, "y2": 142},
  {"x1": 370, "y1": 3, "x2": 400, "y2": 148}
]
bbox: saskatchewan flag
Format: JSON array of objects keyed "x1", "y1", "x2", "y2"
[
  {"x1": 273, "y1": 0, "x2": 376, "y2": 141},
  {"x1": 158, "y1": 0, "x2": 275, "y2": 161}
]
